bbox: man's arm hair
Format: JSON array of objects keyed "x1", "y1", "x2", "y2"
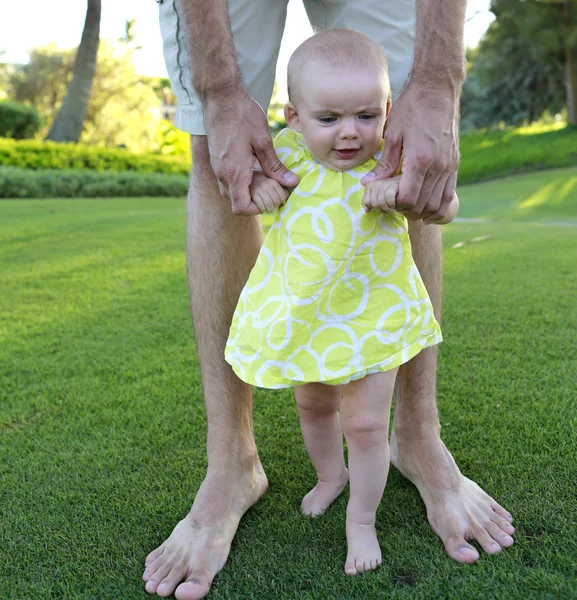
[
  {"x1": 177, "y1": 0, "x2": 242, "y2": 102},
  {"x1": 410, "y1": 0, "x2": 467, "y2": 92}
]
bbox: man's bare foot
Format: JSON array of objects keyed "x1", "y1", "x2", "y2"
[
  {"x1": 344, "y1": 518, "x2": 382, "y2": 575},
  {"x1": 301, "y1": 469, "x2": 348, "y2": 516},
  {"x1": 142, "y1": 460, "x2": 268, "y2": 599},
  {"x1": 390, "y1": 431, "x2": 515, "y2": 564}
]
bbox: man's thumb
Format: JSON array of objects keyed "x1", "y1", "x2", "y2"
[
  {"x1": 361, "y1": 141, "x2": 402, "y2": 185},
  {"x1": 256, "y1": 144, "x2": 299, "y2": 187}
]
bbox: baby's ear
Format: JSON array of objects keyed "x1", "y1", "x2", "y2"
[{"x1": 284, "y1": 103, "x2": 301, "y2": 133}]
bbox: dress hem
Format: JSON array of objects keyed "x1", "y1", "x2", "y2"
[{"x1": 225, "y1": 331, "x2": 442, "y2": 390}]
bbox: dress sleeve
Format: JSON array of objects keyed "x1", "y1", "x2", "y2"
[{"x1": 272, "y1": 127, "x2": 307, "y2": 172}]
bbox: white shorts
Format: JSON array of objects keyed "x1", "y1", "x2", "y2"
[{"x1": 158, "y1": 0, "x2": 416, "y2": 135}]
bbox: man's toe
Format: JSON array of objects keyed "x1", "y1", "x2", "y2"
[
  {"x1": 472, "y1": 525, "x2": 502, "y2": 555},
  {"x1": 145, "y1": 546, "x2": 164, "y2": 566},
  {"x1": 156, "y1": 569, "x2": 187, "y2": 598},
  {"x1": 486, "y1": 522, "x2": 514, "y2": 548},
  {"x1": 175, "y1": 576, "x2": 212, "y2": 600},
  {"x1": 491, "y1": 512, "x2": 515, "y2": 535},
  {"x1": 444, "y1": 534, "x2": 480, "y2": 563},
  {"x1": 145, "y1": 563, "x2": 172, "y2": 594},
  {"x1": 491, "y1": 502, "x2": 513, "y2": 523}
]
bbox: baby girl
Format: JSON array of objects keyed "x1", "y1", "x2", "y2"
[{"x1": 226, "y1": 28, "x2": 458, "y2": 575}]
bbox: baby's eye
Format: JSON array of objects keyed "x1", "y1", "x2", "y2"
[
  {"x1": 359, "y1": 114, "x2": 375, "y2": 121},
  {"x1": 318, "y1": 116, "x2": 337, "y2": 124}
]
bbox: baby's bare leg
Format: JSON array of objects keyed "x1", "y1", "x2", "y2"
[
  {"x1": 294, "y1": 383, "x2": 349, "y2": 516},
  {"x1": 340, "y1": 369, "x2": 398, "y2": 575}
]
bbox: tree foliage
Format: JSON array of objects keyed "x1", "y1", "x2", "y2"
[
  {"x1": 5, "y1": 42, "x2": 165, "y2": 152},
  {"x1": 462, "y1": 0, "x2": 577, "y2": 129}
]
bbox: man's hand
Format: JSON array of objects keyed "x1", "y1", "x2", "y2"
[
  {"x1": 203, "y1": 89, "x2": 299, "y2": 216},
  {"x1": 249, "y1": 171, "x2": 290, "y2": 213},
  {"x1": 362, "y1": 175, "x2": 459, "y2": 224},
  {"x1": 361, "y1": 82, "x2": 460, "y2": 224}
]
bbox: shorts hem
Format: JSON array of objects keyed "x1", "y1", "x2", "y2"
[{"x1": 174, "y1": 104, "x2": 206, "y2": 135}]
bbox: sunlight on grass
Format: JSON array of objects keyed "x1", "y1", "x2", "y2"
[
  {"x1": 519, "y1": 177, "x2": 577, "y2": 211},
  {"x1": 513, "y1": 121, "x2": 566, "y2": 136},
  {"x1": 518, "y1": 182, "x2": 558, "y2": 210},
  {"x1": 556, "y1": 176, "x2": 577, "y2": 203},
  {"x1": 457, "y1": 166, "x2": 577, "y2": 222}
]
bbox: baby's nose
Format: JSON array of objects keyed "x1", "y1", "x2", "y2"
[{"x1": 339, "y1": 120, "x2": 359, "y2": 138}]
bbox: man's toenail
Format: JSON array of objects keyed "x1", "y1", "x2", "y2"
[
  {"x1": 459, "y1": 547, "x2": 474, "y2": 555},
  {"x1": 491, "y1": 543, "x2": 500, "y2": 551},
  {"x1": 504, "y1": 535, "x2": 513, "y2": 543}
]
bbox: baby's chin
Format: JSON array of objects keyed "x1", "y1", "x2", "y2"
[{"x1": 318, "y1": 153, "x2": 373, "y2": 172}]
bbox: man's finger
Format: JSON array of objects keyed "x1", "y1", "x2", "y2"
[
  {"x1": 419, "y1": 172, "x2": 447, "y2": 219},
  {"x1": 254, "y1": 137, "x2": 300, "y2": 187},
  {"x1": 424, "y1": 170, "x2": 458, "y2": 224},
  {"x1": 217, "y1": 180, "x2": 229, "y2": 198},
  {"x1": 228, "y1": 169, "x2": 255, "y2": 216},
  {"x1": 361, "y1": 133, "x2": 402, "y2": 185},
  {"x1": 396, "y1": 159, "x2": 426, "y2": 214}
]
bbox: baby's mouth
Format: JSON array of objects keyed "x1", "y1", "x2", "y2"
[{"x1": 334, "y1": 148, "x2": 360, "y2": 160}]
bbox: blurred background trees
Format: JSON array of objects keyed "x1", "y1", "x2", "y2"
[
  {"x1": 0, "y1": 0, "x2": 576, "y2": 154},
  {"x1": 461, "y1": 0, "x2": 577, "y2": 129}
]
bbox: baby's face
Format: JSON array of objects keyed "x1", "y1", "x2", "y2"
[{"x1": 286, "y1": 66, "x2": 389, "y2": 171}]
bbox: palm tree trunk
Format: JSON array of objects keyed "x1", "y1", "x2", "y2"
[
  {"x1": 562, "y1": 1, "x2": 577, "y2": 125},
  {"x1": 46, "y1": 0, "x2": 101, "y2": 142},
  {"x1": 565, "y1": 51, "x2": 577, "y2": 125}
]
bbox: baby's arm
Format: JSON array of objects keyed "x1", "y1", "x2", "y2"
[
  {"x1": 250, "y1": 170, "x2": 291, "y2": 213},
  {"x1": 362, "y1": 177, "x2": 459, "y2": 224}
]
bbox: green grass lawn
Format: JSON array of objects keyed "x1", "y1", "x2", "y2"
[
  {"x1": 456, "y1": 166, "x2": 577, "y2": 223},
  {"x1": 1, "y1": 177, "x2": 576, "y2": 598},
  {"x1": 458, "y1": 122, "x2": 577, "y2": 185}
]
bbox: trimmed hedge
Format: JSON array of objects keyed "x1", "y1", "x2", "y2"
[
  {"x1": 0, "y1": 102, "x2": 43, "y2": 139},
  {"x1": 0, "y1": 166, "x2": 189, "y2": 198},
  {"x1": 0, "y1": 138, "x2": 191, "y2": 175}
]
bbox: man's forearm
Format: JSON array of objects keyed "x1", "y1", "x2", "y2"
[
  {"x1": 411, "y1": 0, "x2": 467, "y2": 91},
  {"x1": 177, "y1": 0, "x2": 242, "y2": 101}
]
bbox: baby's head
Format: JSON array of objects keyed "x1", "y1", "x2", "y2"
[{"x1": 285, "y1": 29, "x2": 391, "y2": 171}]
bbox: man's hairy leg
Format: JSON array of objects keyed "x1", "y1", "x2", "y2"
[
  {"x1": 391, "y1": 221, "x2": 515, "y2": 563},
  {"x1": 142, "y1": 136, "x2": 268, "y2": 600}
]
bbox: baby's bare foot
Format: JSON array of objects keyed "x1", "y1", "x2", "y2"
[
  {"x1": 301, "y1": 469, "x2": 348, "y2": 516},
  {"x1": 344, "y1": 520, "x2": 382, "y2": 575}
]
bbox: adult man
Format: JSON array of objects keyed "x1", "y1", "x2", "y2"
[{"x1": 143, "y1": 1, "x2": 515, "y2": 598}]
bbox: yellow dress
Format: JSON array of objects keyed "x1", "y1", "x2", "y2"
[{"x1": 225, "y1": 128, "x2": 442, "y2": 389}]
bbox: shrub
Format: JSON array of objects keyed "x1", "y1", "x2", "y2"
[
  {"x1": 0, "y1": 102, "x2": 43, "y2": 139},
  {"x1": 0, "y1": 166, "x2": 189, "y2": 198},
  {"x1": 0, "y1": 138, "x2": 191, "y2": 175}
]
